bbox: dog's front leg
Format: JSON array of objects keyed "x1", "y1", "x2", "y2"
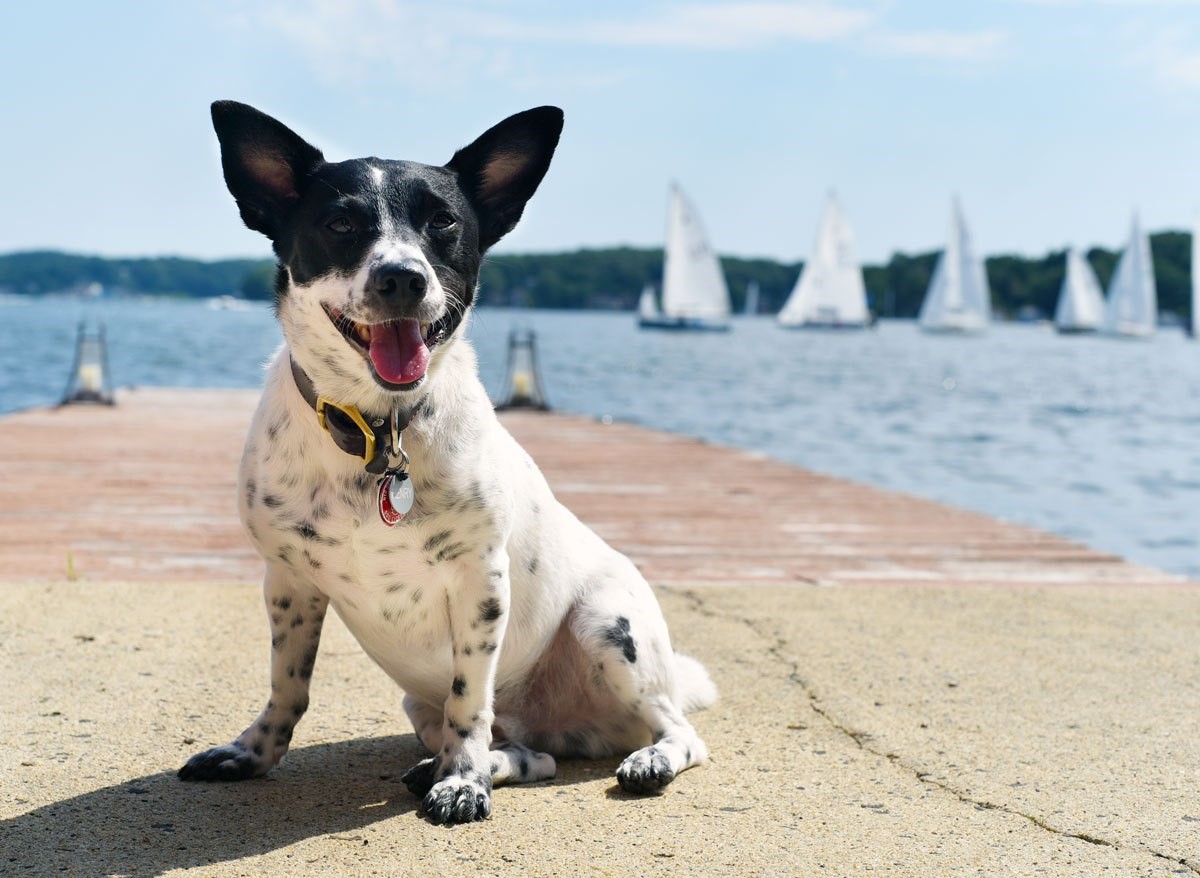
[
  {"x1": 417, "y1": 548, "x2": 511, "y2": 823},
  {"x1": 179, "y1": 563, "x2": 328, "y2": 781}
]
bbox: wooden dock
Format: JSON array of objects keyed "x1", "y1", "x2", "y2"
[{"x1": 0, "y1": 388, "x2": 1178, "y2": 587}]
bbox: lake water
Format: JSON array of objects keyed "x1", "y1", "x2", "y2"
[{"x1": 3, "y1": 295, "x2": 1199, "y2": 579}]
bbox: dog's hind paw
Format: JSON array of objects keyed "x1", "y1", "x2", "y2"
[
  {"x1": 401, "y1": 757, "x2": 437, "y2": 797},
  {"x1": 178, "y1": 744, "x2": 269, "y2": 782},
  {"x1": 616, "y1": 745, "x2": 676, "y2": 794},
  {"x1": 422, "y1": 774, "x2": 493, "y2": 824}
]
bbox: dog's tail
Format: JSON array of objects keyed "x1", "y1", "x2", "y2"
[{"x1": 674, "y1": 652, "x2": 718, "y2": 713}]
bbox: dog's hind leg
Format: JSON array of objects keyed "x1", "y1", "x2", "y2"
[
  {"x1": 489, "y1": 740, "x2": 556, "y2": 786},
  {"x1": 401, "y1": 699, "x2": 555, "y2": 797},
  {"x1": 179, "y1": 563, "x2": 328, "y2": 781},
  {"x1": 402, "y1": 739, "x2": 555, "y2": 798},
  {"x1": 573, "y1": 569, "x2": 713, "y2": 794}
]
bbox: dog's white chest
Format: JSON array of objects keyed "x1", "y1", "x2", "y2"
[{"x1": 238, "y1": 436, "x2": 493, "y2": 698}]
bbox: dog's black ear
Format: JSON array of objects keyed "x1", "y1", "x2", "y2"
[
  {"x1": 210, "y1": 101, "x2": 325, "y2": 239},
  {"x1": 446, "y1": 107, "x2": 563, "y2": 251}
]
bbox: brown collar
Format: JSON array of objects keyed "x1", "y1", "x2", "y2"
[{"x1": 289, "y1": 357, "x2": 410, "y2": 475}]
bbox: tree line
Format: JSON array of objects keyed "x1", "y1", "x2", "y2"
[{"x1": 0, "y1": 233, "x2": 1193, "y2": 320}]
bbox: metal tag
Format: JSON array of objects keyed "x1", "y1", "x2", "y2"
[{"x1": 378, "y1": 471, "x2": 414, "y2": 526}]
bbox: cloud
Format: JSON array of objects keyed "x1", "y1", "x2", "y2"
[
  {"x1": 1010, "y1": 0, "x2": 1200, "y2": 6},
  {"x1": 569, "y1": 3, "x2": 877, "y2": 49},
  {"x1": 257, "y1": 1, "x2": 876, "y2": 60},
  {"x1": 253, "y1": 0, "x2": 1006, "y2": 85},
  {"x1": 867, "y1": 28, "x2": 1008, "y2": 63},
  {"x1": 1142, "y1": 43, "x2": 1200, "y2": 90}
]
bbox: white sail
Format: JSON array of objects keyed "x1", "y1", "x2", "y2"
[
  {"x1": 1103, "y1": 213, "x2": 1156, "y2": 337},
  {"x1": 637, "y1": 284, "x2": 661, "y2": 320},
  {"x1": 778, "y1": 192, "x2": 869, "y2": 328},
  {"x1": 744, "y1": 280, "x2": 760, "y2": 316},
  {"x1": 1054, "y1": 247, "x2": 1105, "y2": 333},
  {"x1": 918, "y1": 197, "x2": 990, "y2": 333},
  {"x1": 659, "y1": 183, "x2": 731, "y2": 324},
  {"x1": 1192, "y1": 218, "x2": 1199, "y2": 338}
]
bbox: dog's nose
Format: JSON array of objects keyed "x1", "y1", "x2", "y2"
[{"x1": 368, "y1": 262, "x2": 428, "y2": 307}]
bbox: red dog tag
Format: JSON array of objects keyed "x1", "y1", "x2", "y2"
[{"x1": 378, "y1": 471, "x2": 413, "y2": 526}]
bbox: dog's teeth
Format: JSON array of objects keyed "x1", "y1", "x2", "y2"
[
  {"x1": 356, "y1": 323, "x2": 371, "y2": 345},
  {"x1": 420, "y1": 322, "x2": 431, "y2": 340}
]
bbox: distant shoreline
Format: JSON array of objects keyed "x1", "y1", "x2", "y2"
[{"x1": 1, "y1": 234, "x2": 1195, "y2": 321}]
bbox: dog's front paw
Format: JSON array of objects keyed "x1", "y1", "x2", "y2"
[
  {"x1": 401, "y1": 757, "x2": 437, "y2": 797},
  {"x1": 616, "y1": 745, "x2": 676, "y2": 794},
  {"x1": 422, "y1": 773, "x2": 493, "y2": 824},
  {"x1": 178, "y1": 744, "x2": 270, "y2": 782}
]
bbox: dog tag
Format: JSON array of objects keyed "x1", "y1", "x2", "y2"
[{"x1": 378, "y1": 471, "x2": 414, "y2": 526}]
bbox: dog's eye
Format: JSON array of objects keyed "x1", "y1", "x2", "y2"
[
  {"x1": 429, "y1": 211, "x2": 455, "y2": 230},
  {"x1": 326, "y1": 216, "x2": 354, "y2": 234}
]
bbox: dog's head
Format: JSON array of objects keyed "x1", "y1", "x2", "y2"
[{"x1": 210, "y1": 100, "x2": 562, "y2": 400}]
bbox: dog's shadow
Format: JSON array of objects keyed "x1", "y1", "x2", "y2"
[{"x1": 4, "y1": 734, "x2": 615, "y2": 876}]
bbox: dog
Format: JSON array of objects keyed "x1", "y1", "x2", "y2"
[{"x1": 178, "y1": 101, "x2": 716, "y2": 824}]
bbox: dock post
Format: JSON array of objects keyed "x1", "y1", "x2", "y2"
[
  {"x1": 495, "y1": 328, "x2": 550, "y2": 411},
  {"x1": 60, "y1": 322, "x2": 115, "y2": 406}
]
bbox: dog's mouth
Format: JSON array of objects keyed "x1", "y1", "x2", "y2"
[{"x1": 323, "y1": 305, "x2": 447, "y2": 389}]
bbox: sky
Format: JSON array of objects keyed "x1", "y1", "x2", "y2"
[{"x1": 3, "y1": 0, "x2": 1200, "y2": 265}]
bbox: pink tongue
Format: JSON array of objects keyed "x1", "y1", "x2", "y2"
[{"x1": 368, "y1": 319, "x2": 430, "y2": 385}]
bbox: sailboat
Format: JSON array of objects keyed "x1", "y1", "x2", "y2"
[
  {"x1": 778, "y1": 192, "x2": 869, "y2": 329},
  {"x1": 638, "y1": 183, "x2": 732, "y2": 331},
  {"x1": 743, "y1": 280, "x2": 760, "y2": 316},
  {"x1": 782, "y1": 191, "x2": 868, "y2": 328},
  {"x1": 1103, "y1": 213, "x2": 1156, "y2": 338},
  {"x1": 1053, "y1": 247, "x2": 1105, "y2": 334},
  {"x1": 637, "y1": 284, "x2": 661, "y2": 322},
  {"x1": 1190, "y1": 219, "x2": 1199, "y2": 338},
  {"x1": 918, "y1": 198, "x2": 991, "y2": 334}
]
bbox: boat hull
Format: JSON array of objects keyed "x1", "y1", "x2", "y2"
[
  {"x1": 1055, "y1": 325, "x2": 1099, "y2": 335},
  {"x1": 919, "y1": 324, "x2": 986, "y2": 335},
  {"x1": 779, "y1": 320, "x2": 869, "y2": 331},
  {"x1": 639, "y1": 316, "x2": 731, "y2": 332}
]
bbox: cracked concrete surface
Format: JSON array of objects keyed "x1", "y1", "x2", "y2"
[
  {"x1": 4, "y1": 581, "x2": 1198, "y2": 876},
  {"x1": 683, "y1": 583, "x2": 1200, "y2": 876}
]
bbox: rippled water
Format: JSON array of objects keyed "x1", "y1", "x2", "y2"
[{"x1": 4, "y1": 296, "x2": 1199, "y2": 578}]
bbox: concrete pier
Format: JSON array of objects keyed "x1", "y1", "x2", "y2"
[{"x1": 2, "y1": 389, "x2": 1197, "y2": 876}]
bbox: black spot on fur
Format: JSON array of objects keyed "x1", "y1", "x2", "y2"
[
  {"x1": 451, "y1": 676, "x2": 466, "y2": 697},
  {"x1": 478, "y1": 598, "x2": 503, "y2": 623},
  {"x1": 299, "y1": 648, "x2": 317, "y2": 679},
  {"x1": 424, "y1": 530, "x2": 453, "y2": 552},
  {"x1": 264, "y1": 494, "x2": 283, "y2": 508},
  {"x1": 479, "y1": 641, "x2": 498, "y2": 654},
  {"x1": 271, "y1": 633, "x2": 287, "y2": 650},
  {"x1": 290, "y1": 614, "x2": 305, "y2": 628},
  {"x1": 294, "y1": 522, "x2": 319, "y2": 541},
  {"x1": 302, "y1": 549, "x2": 322, "y2": 570},
  {"x1": 435, "y1": 542, "x2": 469, "y2": 563},
  {"x1": 527, "y1": 556, "x2": 539, "y2": 575},
  {"x1": 272, "y1": 596, "x2": 292, "y2": 611},
  {"x1": 411, "y1": 588, "x2": 424, "y2": 605},
  {"x1": 246, "y1": 479, "x2": 257, "y2": 508},
  {"x1": 386, "y1": 581, "x2": 407, "y2": 593},
  {"x1": 603, "y1": 616, "x2": 638, "y2": 664}
]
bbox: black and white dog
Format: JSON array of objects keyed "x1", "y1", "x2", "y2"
[{"x1": 178, "y1": 101, "x2": 715, "y2": 824}]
